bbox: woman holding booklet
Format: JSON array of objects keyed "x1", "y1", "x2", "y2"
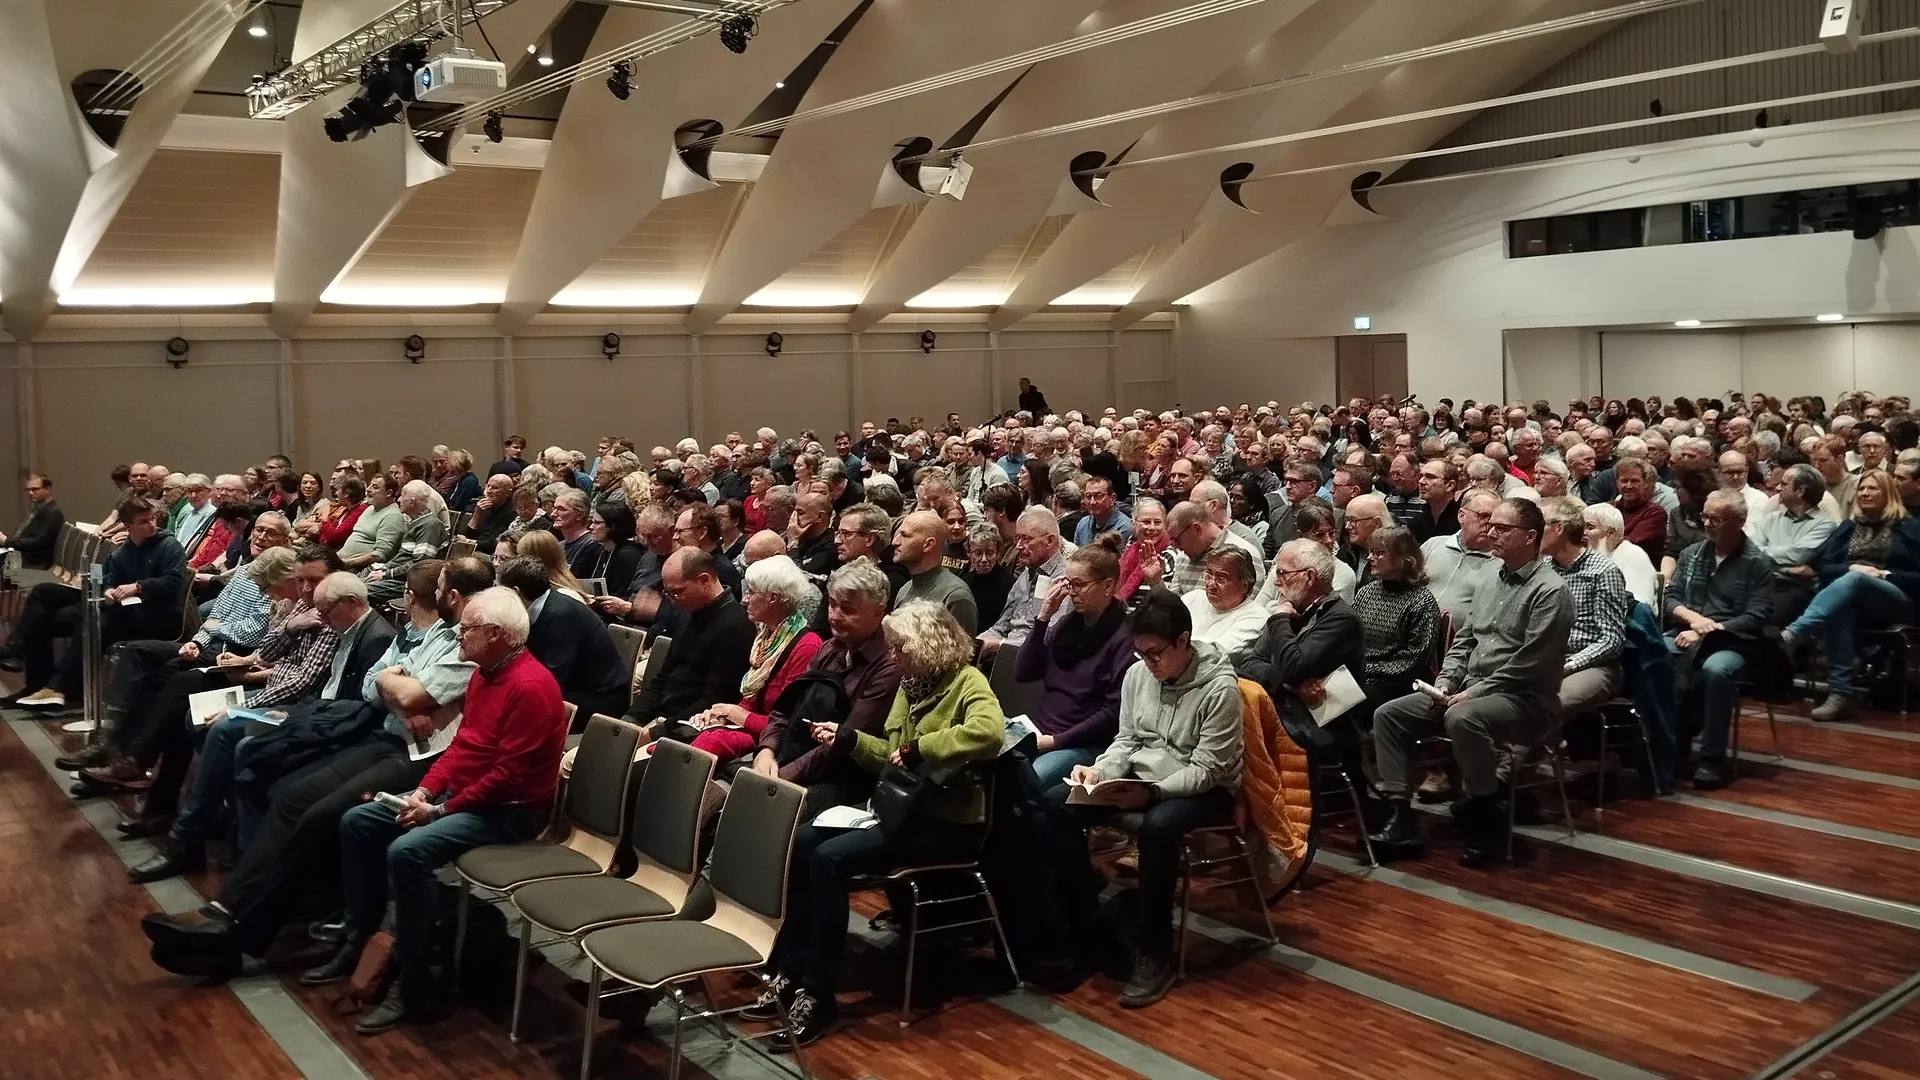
[{"x1": 1049, "y1": 588, "x2": 1245, "y2": 1010}]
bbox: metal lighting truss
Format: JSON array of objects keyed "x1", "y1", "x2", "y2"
[{"x1": 246, "y1": 0, "x2": 519, "y2": 119}]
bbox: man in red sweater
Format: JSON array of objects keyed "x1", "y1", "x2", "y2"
[{"x1": 323, "y1": 586, "x2": 567, "y2": 1034}]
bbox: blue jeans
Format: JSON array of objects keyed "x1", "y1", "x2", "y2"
[
  {"x1": 1032, "y1": 747, "x2": 1098, "y2": 789},
  {"x1": 1674, "y1": 645, "x2": 1745, "y2": 760},
  {"x1": 170, "y1": 716, "x2": 251, "y2": 850},
  {"x1": 338, "y1": 800, "x2": 543, "y2": 978},
  {"x1": 1788, "y1": 572, "x2": 1913, "y2": 695}
]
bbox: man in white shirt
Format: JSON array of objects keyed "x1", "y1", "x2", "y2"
[
  {"x1": 1718, "y1": 451, "x2": 1769, "y2": 522},
  {"x1": 1747, "y1": 463, "x2": 1834, "y2": 626}
]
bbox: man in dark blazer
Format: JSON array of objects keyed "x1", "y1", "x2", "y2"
[
  {"x1": 499, "y1": 556, "x2": 629, "y2": 724},
  {"x1": 0, "y1": 473, "x2": 64, "y2": 570},
  {"x1": 1235, "y1": 537, "x2": 1366, "y2": 757}
]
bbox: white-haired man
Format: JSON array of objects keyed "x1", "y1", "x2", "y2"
[
  {"x1": 979, "y1": 505, "x2": 1075, "y2": 658},
  {"x1": 368, "y1": 481, "x2": 449, "y2": 605},
  {"x1": 325, "y1": 586, "x2": 567, "y2": 1033}
]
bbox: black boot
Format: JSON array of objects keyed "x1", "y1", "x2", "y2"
[
  {"x1": 130, "y1": 841, "x2": 204, "y2": 884},
  {"x1": 1457, "y1": 794, "x2": 1509, "y2": 870},
  {"x1": 299, "y1": 939, "x2": 366, "y2": 987},
  {"x1": 1364, "y1": 798, "x2": 1427, "y2": 863}
]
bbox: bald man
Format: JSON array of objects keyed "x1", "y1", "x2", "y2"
[
  {"x1": 1717, "y1": 451, "x2": 1769, "y2": 521},
  {"x1": 623, "y1": 548, "x2": 755, "y2": 734},
  {"x1": 742, "y1": 529, "x2": 789, "y2": 566},
  {"x1": 1342, "y1": 494, "x2": 1391, "y2": 583},
  {"x1": 890, "y1": 510, "x2": 976, "y2": 634}
]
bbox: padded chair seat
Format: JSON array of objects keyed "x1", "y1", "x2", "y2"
[
  {"x1": 583, "y1": 920, "x2": 765, "y2": 989},
  {"x1": 514, "y1": 875, "x2": 675, "y2": 933},
  {"x1": 456, "y1": 842, "x2": 602, "y2": 891}
]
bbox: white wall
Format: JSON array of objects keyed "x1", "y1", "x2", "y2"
[
  {"x1": 1173, "y1": 307, "x2": 1339, "y2": 410},
  {"x1": 10, "y1": 322, "x2": 1174, "y2": 520},
  {"x1": 1177, "y1": 113, "x2": 1920, "y2": 405}
]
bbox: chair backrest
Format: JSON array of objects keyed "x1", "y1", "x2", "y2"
[
  {"x1": 177, "y1": 566, "x2": 200, "y2": 639},
  {"x1": 55, "y1": 525, "x2": 79, "y2": 574},
  {"x1": 608, "y1": 624, "x2": 645, "y2": 699},
  {"x1": 565, "y1": 714, "x2": 643, "y2": 856},
  {"x1": 626, "y1": 738, "x2": 717, "y2": 908},
  {"x1": 448, "y1": 537, "x2": 477, "y2": 561},
  {"x1": 988, "y1": 647, "x2": 1045, "y2": 720},
  {"x1": 704, "y1": 769, "x2": 805, "y2": 957},
  {"x1": 638, "y1": 634, "x2": 672, "y2": 694}
]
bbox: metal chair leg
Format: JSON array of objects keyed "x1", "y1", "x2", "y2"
[
  {"x1": 900, "y1": 878, "x2": 921, "y2": 1027},
  {"x1": 1595, "y1": 712, "x2": 1610, "y2": 817},
  {"x1": 1552, "y1": 750, "x2": 1576, "y2": 838},
  {"x1": 1765, "y1": 701, "x2": 1782, "y2": 762},
  {"x1": 1236, "y1": 836, "x2": 1277, "y2": 947},
  {"x1": 975, "y1": 870, "x2": 1022, "y2": 990},
  {"x1": 771, "y1": 979, "x2": 814, "y2": 1080},
  {"x1": 579, "y1": 968, "x2": 602, "y2": 1080},
  {"x1": 452, "y1": 879, "x2": 471, "y2": 990},
  {"x1": 509, "y1": 917, "x2": 531, "y2": 1042},
  {"x1": 1176, "y1": 846, "x2": 1193, "y2": 979},
  {"x1": 1342, "y1": 770, "x2": 1378, "y2": 866},
  {"x1": 668, "y1": 988, "x2": 685, "y2": 1080}
]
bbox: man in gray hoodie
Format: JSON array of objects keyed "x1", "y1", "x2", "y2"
[{"x1": 1049, "y1": 588, "x2": 1244, "y2": 1010}]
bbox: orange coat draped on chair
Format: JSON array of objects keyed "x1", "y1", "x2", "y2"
[{"x1": 1235, "y1": 678, "x2": 1315, "y2": 894}]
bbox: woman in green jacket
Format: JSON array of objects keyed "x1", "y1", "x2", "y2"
[{"x1": 753, "y1": 600, "x2": 1003, "y2": 1046}]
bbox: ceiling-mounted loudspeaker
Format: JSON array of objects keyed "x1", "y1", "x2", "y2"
[
  {"x1": 1199, "y1": 162, "x2": 1260, "y2": 222},
  {"x1": 601, "y1": 332, "x2": 621, "y2": 359},
  {"x1": 164, "y1": 337, "x2": 189, "y2": 369},
  {"x1": 1820, "y1": 0, "x2": 1865, "y2": 54},
  {"x1": 1048, "y1": 150, "x2": 1111, "y2": 216},
  {"x1": 404, "y1": 334, "x2": 426, "y2": 362},
  {"x1": 765, "y1": 332, "x2": 783, "y2": 358},
  {"x1": 1323, "y1": 170, "x2": 1394, "y2": 228},
  {"x1": 934, "y1": 155, "x2": 974, "y2": 201},
  {"x1": 1850, "y1": 196, "x2": 1884, "y2": 241},
  {"x1": 919, "y1": 330, "x2": 936, "y2": 354}
]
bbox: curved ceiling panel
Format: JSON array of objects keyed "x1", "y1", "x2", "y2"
[
  {"x1": 685, "y1": 0, "x2": 1109, "y2": 332},
  {"x1": 847, "y1": 0, "x2": 1320, "y2": 331},
  {"x1": 497, "y1": 0, "x2": 861, "y2": 333},
  {"x1": 1117, "y1": 0, "x2": 1620, "y2": 326},
  {"x1": 991, "y1": 0, "x2": 1505, "y2": 329}
]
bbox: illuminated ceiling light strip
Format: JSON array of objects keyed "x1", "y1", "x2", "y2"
[
  {"x1": 688, "y1": 0, "x2": 1277, "y2": 149},
  {"x1": 903, "y1": 0, "x2": 1704, "y2": 166},
  {"x1": 1232, "y1": 76, "x2": 1920, "y2": 188},
  {"x1": 1097, "y1": 24, "x2": 1920, "y2": 176},
  {"x1": 426, "y1": 0, "x2": 786, "y2": 131}
]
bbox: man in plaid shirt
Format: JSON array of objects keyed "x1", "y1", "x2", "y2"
[{"x1": 1539, "y1": 497, "x2": 1630, "y2": 718}]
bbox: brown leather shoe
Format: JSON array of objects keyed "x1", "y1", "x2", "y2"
[{"x1": 81, "y1": 756, "x2": 151, "y2": 791}]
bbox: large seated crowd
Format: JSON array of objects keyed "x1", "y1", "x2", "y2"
[{"x1": 2, "y1": 380, "x2": 1915, "y2": 1054}]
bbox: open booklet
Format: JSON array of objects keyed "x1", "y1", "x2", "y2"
[
  {"x1": 811, "y1": 803, "x2": 879, "y2": 830},
  {"x1": 1306, "y1": 665, "x2": 1368, "y2": 727},
  {"x1": 1065, "y1": 777, "x2": 1155, "y2": 807},
  {"x1": 409, "y1": 717, "x2": 460, "y2": 761},
  {"x1": 185, "y1": 686, "x2": 246, "y2": 727},
  {"x1": 1001, "y1": 714, "x2": 1038, "y2": 755}
]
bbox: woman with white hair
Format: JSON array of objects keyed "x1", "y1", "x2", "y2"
[
  {"x1": 1584, "y1": 502, "x2": 1660, "y2": 608},
  {"x1": 684, "y1": 554, "x2": 824, "y2": 765},
  {"x1": 751, "y1": 600, "x2": 1002, "y2": 1045}
]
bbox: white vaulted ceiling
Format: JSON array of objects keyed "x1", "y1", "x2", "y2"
[{"x1": 3, "y1": 0, "x2": 1909, "y2": 340}]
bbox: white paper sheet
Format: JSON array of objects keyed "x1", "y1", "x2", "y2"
[
  {"x1": 408, "y1": 718, "x2": 460, "y2": 761},
  {"x1": 1307, "y1": 665, "x2": 1367, "y2": 727},
  {"x1": 186, "y1": 685, "x2": 247, "y2": 727}
]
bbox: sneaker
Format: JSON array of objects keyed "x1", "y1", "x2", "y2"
[
  {"x1": 1119, "y1": 951, "x2": 1176, "y2": 1009},
  {"x1": 1691, "y1": 757, "x2": 1732, "y2": 791},
  {"x1": 739, "y1": 972, "x2": 793, "y2": 1023},
  {"x1": 1413, "y1": 769, "x2": 1453, "y2": 805},
  {"x1": 55, "y1": 743, "x2": 117, "y2": 771},
  {"x1": 774, "y1": 988, "x2": 838, "y2": 1049},
  {"x1": 15, "y1": 689, "x2": 66, "y2": 710},
  {"x1": 1809, "y1": 693, "x2": 1856, "y2": 724}
]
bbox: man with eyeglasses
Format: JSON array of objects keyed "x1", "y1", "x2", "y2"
[
  {"x1": 1423, "y1": 490, "x2": 1502, "y2": 624},
  {"x1": 1717, "y1": 450, "x2": 1769, "y2": 522},
  {"x1": 1368, "y1": 498, "x2": 1573, "y2": 869},
  {"x1": 622, "y1": 548, "x2": 755, "y2": 736},
  {"x1": 1073, "y1": 475, "x2": 1131, "y2": 546},
  {"x1": 1663, "y1": 490, "x2": 1774, "y2": 790},
  {"x1": 979, "y1": 506, "x2": 1075, "y2": 661},
  {"x1": 0, "y1": 473, "x2": 63, "y2": 571},
  {"x1": 1262, "y1": 463, "x2": 1324, "y2": 559}
]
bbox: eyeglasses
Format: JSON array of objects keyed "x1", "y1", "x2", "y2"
[
  {"x1": 1134, "y1": 641, "x2": 1176, "y2": 663},
  {"x1": 1483, "y1": 521, "x2": 1524, "y2": 536},
  {"x1": 1062, "y1": 576, "x2": 1103, "y2": 593}
]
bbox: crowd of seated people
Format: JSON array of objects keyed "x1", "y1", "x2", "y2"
[{"x1": 4, "y1": 386, "x2": 1918, "y2": 1040}]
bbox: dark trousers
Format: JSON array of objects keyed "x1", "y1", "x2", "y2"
[
  {"x1": 135, "y1": 668, "x2": 236, "y2": 819},
  {"x1": 1050, "y1": 784, "x2": 1237, "y2": 957},
  {"x1": 13, "y1": 583, "x2": 80, "y2": 693},
  {"x1": 219, "y1": 735, "x2": 424, "y2": 957},
  {"x1": 771, "y1": 816, "x2": 984, "y2": 997}
]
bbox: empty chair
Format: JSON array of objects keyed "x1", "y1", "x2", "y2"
[
  {"x1": 449, "y1": 714, "x2": 642, "y2": 983},
  {"x1": 987, "y1": 647, "x2": 1044, "y2": 721},
  {"x1": 575, "y1": 769, "x2": 808, "y2": 1080},
  {"x1": 505, "y1": 739, "x2": 718, "y2": 1041}
]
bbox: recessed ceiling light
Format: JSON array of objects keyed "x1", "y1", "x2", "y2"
[
  {"x1": 1816, "y1": 313, "x2": 1845, "y2": 322},
  {"x1": 1674, "y1": 319, "x2": 1702, "y2": 328},
  {"x1": 774, "y1": 81, "x2": 785, "y2": 88}
]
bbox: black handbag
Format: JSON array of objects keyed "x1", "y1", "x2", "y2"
[{"x1": 870, "y1": 762, "x2": 932, "y2": 835}]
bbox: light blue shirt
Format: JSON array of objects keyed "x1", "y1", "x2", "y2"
[
  {"x1": 1075, "y1": 508, "x2": 1133, "y2": 546},
  {"x1": 362, "y1": 619, "x2": 474, "y2": 738}
]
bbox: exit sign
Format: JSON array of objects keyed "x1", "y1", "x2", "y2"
[{"x1": 1353, "y1": 315, "x2": 1373, "y2": 331}]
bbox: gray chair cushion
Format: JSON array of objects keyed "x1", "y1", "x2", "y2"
[
  {"x1": 583, "y1": 921, "x2": 764, "y2": 989},
  {"x1": 456, "y1": 842, "x2": 601, "y2": 891},
  {"x1": 514, "y1": 876, "x2": 674, "y2": 933}
]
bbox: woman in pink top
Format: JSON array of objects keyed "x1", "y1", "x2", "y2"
[
  {"x1": 1116, "y1": 497, "x2": 1172, "y2": 600},
  {"x1": 686, "y1": 555, "x2": 823, "y2": 764}
]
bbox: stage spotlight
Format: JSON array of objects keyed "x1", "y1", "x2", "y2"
[
  {"x1": 601, "y1": 332, "x2": 622, "y2": 358},
  {"x1": 536, "y1": 38, "x2": 554, "y2": 66},
  {"x1": 719, "y1": 15, "x2": 757, "y2": 54},
  {"x1": 919, "y1": 330, "x2": 936, "y2": 354},
  {"x1": 483, "y1": 110, "x2": 504, "y2": 143},
  {"x1": 404, "y1": 334, "x2": 426, "y2": 362},
  {"x1": 607, "y1": 60, "x2": 633, "y2": 100},
  {"x1": 765, "y1": 331, "x2": 783, "y2": 358},
  {"x1": 164, "y1": 337, "x2": 190, "y2": 368},
  {"x1": 247, "y1": 10, "x2": 268, "y2": 38},
  {"x1": 323, "y1": 41, "x2": 427, "y2": 143}
]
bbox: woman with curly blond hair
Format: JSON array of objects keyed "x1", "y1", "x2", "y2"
[{"x1": 750, "y1": 600, "x2": 1003, "y2": 1045}]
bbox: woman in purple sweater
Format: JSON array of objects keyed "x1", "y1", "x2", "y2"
[{"x1": 1015, "y1": 533, "x2": 1137, "y2": 787}]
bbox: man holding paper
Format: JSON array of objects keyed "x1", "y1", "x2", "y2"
[
  {"x1": 1367, "y1": 499, "x2": 1574, "y2": 869},
  {"x1": 1050, "y1": 589, "x2": 1244, "y2": 1010},
  {"x1": 1235, "y1": 539, "x2": 1368, "y2": 754}
]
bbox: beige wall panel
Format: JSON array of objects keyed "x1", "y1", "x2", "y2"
[
  {"x1": 514, "y1": 335, "x2": 692, "y2": 454},
  {"x1": 701, "y1": 336, "x2": 852, "y2": 445},
  {"x1": 292, "y1": 337, "x2": 499, "y2": 470},
  {"x1": 861, "y1": 333, "x2": 990, "y2": 426},
  {"x1": 1000, "y1": 331, "x2": 1113, "y2": 418},
  {"x1": 35, "y1": 340, "x2": 281, "y2": 519}
]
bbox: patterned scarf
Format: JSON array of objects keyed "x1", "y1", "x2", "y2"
[
  {"x1": 741, "y1": 610, "x2": 807, "y2": 701},
  {"x1": 900, "y1": 671, "x2": 945, "y2": 704}
]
